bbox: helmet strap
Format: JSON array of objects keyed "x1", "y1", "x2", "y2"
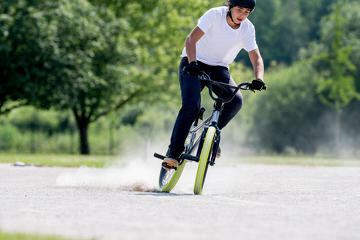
[{"x1": 227, "y1": 7, "x2": 240, "y2": 27}]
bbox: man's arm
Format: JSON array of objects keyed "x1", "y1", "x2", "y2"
[
  {"x1": 248, "y1": 48, "x2": 264, "y2": 80},
  {"x1": 185, "y1": 26, "x2": 205, "y2": 63}
]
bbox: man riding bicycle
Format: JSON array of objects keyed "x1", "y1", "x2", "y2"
[{"x1": 163, "y1": 0, "x2": 265, "y2": 169}]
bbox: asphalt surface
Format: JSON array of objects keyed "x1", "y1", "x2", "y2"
[{"x1": 0, "y1": 161, "x2": 359, "y2": 240}]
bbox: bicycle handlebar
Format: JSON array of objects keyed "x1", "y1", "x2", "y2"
[{"x1": 198, "y1": 71, "x2": 266, "y2": 104}]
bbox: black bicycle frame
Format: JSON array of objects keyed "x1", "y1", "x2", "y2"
[{"x1": 185, "y1": 98, "x2": 224, "y2": 166}]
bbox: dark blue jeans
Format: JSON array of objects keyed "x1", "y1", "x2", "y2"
[{"x1": 167, "y1": 57, "x2": 243, "y2": 159}]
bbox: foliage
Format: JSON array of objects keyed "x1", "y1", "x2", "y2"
[
  {"x1": 89, "y1": 0, "x2": 218, "y2": 102},
  {"x1": 1, "y1": 0, "x2": 360, "y2": 156},
  {"x1": 0, "y1": 123, "x2": 20, "y2": 151},
  {"x1": 0, "y1": 154, "x2": 114, "y2": 167},
  {"x1": 0, "y1": 104, "x2": 177, "y2": 155},
  {"x1": 0, "y1": 1, "x2": 57, "y2": 113},
  {"x1": 0, "y1": 230, "x2": 73, "y2": 240},
  {"x1": 0, "y1": 0, "x2": 221, "y2": 154},
  {"x1": 0, "y1": 107, "x2": 76, "y2": 153},
  {"x1": 300, "y1": 0, "x2": 360, "y2": 92},
  {"x1": 250, "y1": 0, "x2": 337, "y2": 67},
  {"x1": 0, "y1": 0, "x2": 143, "y2": 154},
  {"x1": 314, "y1": 4, "x2": 359, "y2": 109},
  {"x1": 297, "y1": 1, "x2": 360, "y2": 152},
  {"x1": 245, "y1": 64, "x2": 329, "y2": 153}
]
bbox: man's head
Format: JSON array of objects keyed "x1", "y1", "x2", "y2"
[
  {"x1": 227, "y1": 0, "x2": 256, "y2": 11},
  {"x1": 227, "y1": 0, "x2": 255, "y2": 25}
]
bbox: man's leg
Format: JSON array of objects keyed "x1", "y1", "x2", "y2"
[
  {"x1": 206, "y1": 70, "x2": 242, "y2": 158},
  {"x1": 207, "y1": 69, "x2": 243, "y2": 130},
  {"x1": 216, "y1": 77, "x2": 243, "y2": 130},
  {"x1": 167, "y1": 58, "x2": 202, "y2": 160}
]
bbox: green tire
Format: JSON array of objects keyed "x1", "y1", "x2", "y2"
[
  {"x1": 194, "y1": 126, "x2": 216, "y2": 195},
  {"x1": 159, "y1": 160, "x2": 187, "y2": 192}
]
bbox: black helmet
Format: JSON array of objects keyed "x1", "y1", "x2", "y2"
[{"x1": 228, "y1": 0, "x2": 256, "y2": 10}]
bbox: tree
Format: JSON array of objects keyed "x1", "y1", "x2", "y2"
[
  {"x1": 249, "y1": 0, "x2": 338, "y2": 67},
  {"x1": 52, "y1": 1, "x2": 137, "y2": 154},
  {"x1": 0, "y1": 0, "x2": 134, "y2": 154},
  {"x1": 64, "y1": 0, "x2": 213, "y2": 154},
  {"x1": 309, "y1": 3, "x2": 360, "y2": 150},
  {"x1": 0, "y1": 1, "x2": 52, "y2": 114},
  {"x1": 1, "y1": 0, "x2": 218, "y2": 154}
]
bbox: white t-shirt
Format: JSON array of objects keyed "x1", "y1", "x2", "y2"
[{"x1": 181, "y1": 6, "x2": 258, "y2": 68}]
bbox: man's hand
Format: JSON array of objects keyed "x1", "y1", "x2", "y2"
[
  {"x1": 183, "y1": 61, "x2": 201, "y2": 77},
  {"x1": 249, "y1": 79, "x2": 266, "y2": 90}
]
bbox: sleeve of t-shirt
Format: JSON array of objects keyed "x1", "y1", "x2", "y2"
[
  {"x1": 244, "y1": 24, "x2": 258, "y2": 52},
  {"x1": 197, "y1": 9, "x2": 216, "y2": 33}
]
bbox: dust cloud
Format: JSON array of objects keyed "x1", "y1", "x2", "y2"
[
  {"x1": 56, "y1": 159, "x2": 162, "y2": 192},
  {"x1": 55, "y1": 140, "x2": 201, "y2": 193}
]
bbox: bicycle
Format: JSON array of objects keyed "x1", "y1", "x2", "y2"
[{"x1": 154, "y1": 71, "x2": 266, "y2": 195}]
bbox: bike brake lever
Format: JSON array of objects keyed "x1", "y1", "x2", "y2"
[{"x1": 246, "y1": 84, "x2": 255, "y2": 92}]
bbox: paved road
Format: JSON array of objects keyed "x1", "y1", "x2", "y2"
[{"x1": 0, "y1": 161, "x2": 359, "y2": 240}]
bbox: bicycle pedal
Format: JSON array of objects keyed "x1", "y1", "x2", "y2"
[{"x1": 154, "y1": 152, "x2": 166, "y2": 160}]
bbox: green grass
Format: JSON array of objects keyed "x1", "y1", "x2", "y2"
[
  {"x1": 0, "y1": 153, "x2": 118, "y2": 168},
  {"x1": 0, "y1": 230, "x2": 76, "y2": 240}
]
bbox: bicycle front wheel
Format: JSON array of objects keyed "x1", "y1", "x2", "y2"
[{"x1": 194, "y1": 126, "x2": 216, "y2": 195}]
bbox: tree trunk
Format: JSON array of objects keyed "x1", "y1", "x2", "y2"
[
  {"x1": 335, "y1": 109, "x2": 341, "y2": 155},
  {"x1": 79, "y1": 123, "x2": 89, "y2": 155},
  {"x1": 73, "y1": 109, "x2": 90, "y2": 155}
]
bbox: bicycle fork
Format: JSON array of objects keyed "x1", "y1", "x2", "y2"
[{"x1": 208, "y1": 103, "x2": 222, "y2": 166}]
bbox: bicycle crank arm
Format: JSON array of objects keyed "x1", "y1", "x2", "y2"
[
  {"x1": 181, "y1": 153, "x2": 199, "y2": 162},
  {"x1": 154, "y1": 152, "x2": 199, "y2": 162},
  {"x1": 154, "y1": 153, "x2": 166, "y2": 160}
]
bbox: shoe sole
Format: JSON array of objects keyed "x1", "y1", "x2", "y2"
[{"x1": 162, "y1": 158, "x2": 179, "y2": 170}]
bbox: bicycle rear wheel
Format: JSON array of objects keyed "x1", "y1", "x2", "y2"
[
  {"x1": 194, "y1": 126, "x2": 216, "y2": 195},
  {"x1": 159, "y1": 160, "x2": 187, "y2": 192}
]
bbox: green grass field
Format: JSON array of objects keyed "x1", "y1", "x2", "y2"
[
  {"x1": 0, "y1": 230, "x2": 78, "y2": 240},
  {"x1": 0, "y1": 154, "x2": 117, "y2": 168},
  {"x1": 0, "y1": 153, "x2": 359, "y2": 167}
]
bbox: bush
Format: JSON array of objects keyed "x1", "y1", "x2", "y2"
[
  {"x1": 245, "y1": 63, "x2": 330, "y2": 154},
  {"x1": 0, "y1": 123, "x2": 21, "y2": 151}
]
